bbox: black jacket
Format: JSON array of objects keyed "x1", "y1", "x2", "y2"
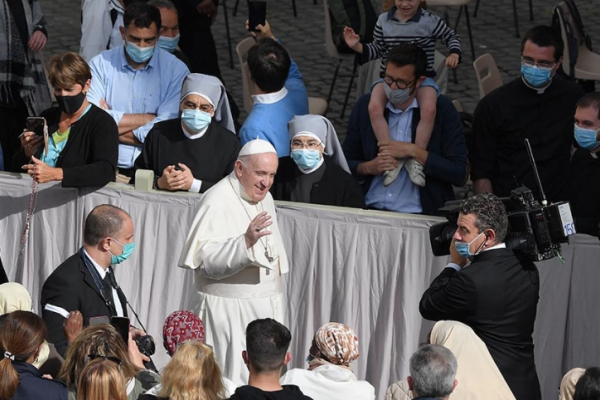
[
  {"x1": 271, "y1": 156, "x2": 365, "y2": 209},
  {"x1": 11, "y1": 361, "x2": 67, "y2": 400},
  {"x1": 343, "y1": 94, "x2": 468, "y2": 216},
  {"x1": 13, "y1": 104, "x2": 118, "y2": 187},
  {"x1": 419, "y1": 248, "x2": 541, "y2": 400},
  {"x1": 228, "y1": 385, "x2": 313, "y2": 400},
  {"x1": 41, "y1": 251, "x2": 128, "y2": 357}
]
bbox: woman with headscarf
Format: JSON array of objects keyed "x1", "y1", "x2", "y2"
[
  {"x1": 271, "y1": 115, "x2": 365, "y2": 208},
  {"x1": 140, "y1": 310, "x2": 237, "y2": 399},
  {"x1": 280, "y1": 322, "x2": 375, "y2": 400},
  {"x1": 133, "y1": 73, "x2": 240, "y2": 193},
  {"x1": 385, "y1": 320, "x2": 516, "y2": 400},
  {"x1": 560, "y1": 368, "x2": 585, "y2": 400}
]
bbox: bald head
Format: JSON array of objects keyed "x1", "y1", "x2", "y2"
[{"x1": 83, "y1": 205, "x2": 131, "y2": 246}]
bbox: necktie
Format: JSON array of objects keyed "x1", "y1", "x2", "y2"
[{"x1": 103, "y1": 269, "x2": 115, "y2": 306}]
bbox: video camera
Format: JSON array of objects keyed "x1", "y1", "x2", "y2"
[
  {"x1": 429, "y1": 139, "x2": 577, "y2": 262},
  {"x1": 429, "y1": 185, "x2": 576, "y2": 261}
]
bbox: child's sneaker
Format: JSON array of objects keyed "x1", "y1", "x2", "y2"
[
  {"x1": 406, "y1": 158, "x2": 426, "y2": 187},
  {"x1": 383, "y1": 158, "x2": 405, "y2": 186}
]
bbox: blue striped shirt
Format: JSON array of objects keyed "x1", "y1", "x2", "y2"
[{"x1": 366, "y1": 7, "x2": 462, "y2": 75}]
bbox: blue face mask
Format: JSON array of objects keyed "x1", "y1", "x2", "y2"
[
  {"x1": 181, "y1": 109, "x2": 212, "y2": 132},
  {"x1": 125, "y1": 41, "x2": 155, "y2": 63},
  {"x1": 157, "y1": 34, "x2": 180, "y2": 53},
  {"x1": 574, "y1": 124, "x2": 600, "y2": 150},
  {"x1": 290, "y1": 149, "x2": 321, "y2": 170},
  {"x1": 521, "y1": 64, "x2": 553, "y2": 87},
  {"x1": 110, "y1": 238, "x2": 135, "y2": 265},
  {"x1": 454, "y1": 232, "x2": 485, "y2": 259}
]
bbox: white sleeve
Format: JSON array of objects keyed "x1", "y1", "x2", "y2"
[{"x1": 79, "y1": 0, "x2": 111, "y2": 62}]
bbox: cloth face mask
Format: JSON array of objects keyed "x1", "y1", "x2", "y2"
[
  {"x1": 454, "y1": 232, "x2": 485, "y2": 258},
  {"x1": 110, "y1": 238, "x2": 136, "y2": 265},
  {"x1": 291, "y1": 149, "x2": 321, "y2": 170},
  {"x1": 181, "y1": 109, "x2": 212, "y2": 132},
  {"x1": 574, "y1": 123, "x2": 600, "y2": 150},
  {"x1": 55, "y1": 92, "x2": 86, "y2": 115},
  {"x1": 125, "y1": 41, "x2": 155, "y2": 63},
  {"x1": 157, "y1": 34, "x2": 180, "y2": 53},
  {"x1": 521, "y1": 64, "x2": 552, "y2": 87},
  {"x1": 383, "y1": 82, "x2": 411, "y2": 105}
]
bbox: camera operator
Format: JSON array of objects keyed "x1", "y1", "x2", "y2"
[
  {"x1": 419, "y1": 193, "x2": 541, "y2": 400},
  {"x1": 41, "y1": 204, "x2": 153, "y2": 362}
]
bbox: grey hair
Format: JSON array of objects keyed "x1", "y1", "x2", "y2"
[
  {"x1": 83, "y1": 205, "x2": 129, "y2": 246},
  {"x1": 409, "y1": 344, "x2": 457, "y2": 398},
  {"x1": 147, "y1": 0, "x2": 177, "y2": 12},
  {"x1": 459, "y1": 193, "x2": 508, "y2": 242}
]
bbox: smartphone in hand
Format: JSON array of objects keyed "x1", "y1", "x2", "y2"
[
  {"x1": 26, "y1": 117, "x2": 45, "y2": 137},
  {"x1": 248, "y1": 1, "x2": 267, "y2": 32}
]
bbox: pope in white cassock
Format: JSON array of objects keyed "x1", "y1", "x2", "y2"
[{"x1": 178, "y1": 138, "x2": 289, "y2": 386}]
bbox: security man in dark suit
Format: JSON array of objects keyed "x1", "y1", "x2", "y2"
[
  {"x1": 41, "y1": 204, "x2": 135, "y2": 357},
  {"x1": 419, "y1": 193, "x2": 541, "y2": 400}
]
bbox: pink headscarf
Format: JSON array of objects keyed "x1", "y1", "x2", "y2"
[{"x1": 162, "y1": 310, "x2": 205, "y2": 356}]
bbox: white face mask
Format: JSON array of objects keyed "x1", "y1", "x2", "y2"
[{"x1": 32, "y1": 341, "x2": 49, "y2": 369}]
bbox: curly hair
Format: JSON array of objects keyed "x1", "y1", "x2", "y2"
[
  {"x1": 59, "y1": 324, "x2": 137, "y2": 388},
  {"x1": 460, "y1": 194, "x2": 508, "y2": 242}
]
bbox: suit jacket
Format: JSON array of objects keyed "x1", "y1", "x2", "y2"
[
  {"x1": 343, "y1": 93, "x2": 467, "y2": 216},
  {"x1": 271, "y1": 156, "x2": 366, "y2": 209},
  {"x1": 41, "y1": 251, "x2": 128, "y2": 357},
  {"x1": 419, "y1": 248, "x2": 540, "y2": 400}
]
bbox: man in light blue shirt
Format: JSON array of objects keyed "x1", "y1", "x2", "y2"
[
  {"x1": 239, "y1": 21, "x2": 309, "y2": 157},
  {"x1": 343, "y1": 43, "x2": 467, "y2": 215},
  {"x1": 87, "y1": 2, "x2": 189, "y2": 181}
]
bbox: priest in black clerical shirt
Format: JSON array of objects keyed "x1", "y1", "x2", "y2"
[{"x1": 133, "y1": 73, "x2": 241, "y2": 193}]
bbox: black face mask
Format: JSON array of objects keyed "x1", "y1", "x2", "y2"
[{"x1": 55, "y1": 91, "x2": 86, "y2": 115}]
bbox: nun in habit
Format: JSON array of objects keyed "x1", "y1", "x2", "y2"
[
  {"x1": 133, "y1": 73, "x2": 240, "y2": 193},
  {"x1": 271, "y1": 114, "x2": 365, "y2": 209},
  {"x1": 178, "y1": 138, "x2": 289, "y2": 387}
]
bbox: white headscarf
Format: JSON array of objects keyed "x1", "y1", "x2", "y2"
[
  {"x1": 180, "y1": 73, "x2": 236, "y2": 133},
  {"x1": 288, "y1": 115, "x2": 350, "y2": 173}
]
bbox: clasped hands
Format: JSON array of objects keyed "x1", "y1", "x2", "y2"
[{"x1": 156, "y1": 164, "x2": 194, "y2": 191}]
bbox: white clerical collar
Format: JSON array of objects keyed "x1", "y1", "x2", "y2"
[
  {"x1": 83, "y1": 248, "x2": 108, "y2": 279},
  {"x1": 482, "y1": 242, "x2": 507, "y2": 252},
  {"x1": 252, "y1": 87, "x2": 288, "y2": 105},
  {"x1": 386, "y1": 97, "x2": 419, "y2": 114},
  {"x1": 181, "y1": 122, "x2": 209, "y2": 139},
  {"x1": 521, "y1": 75, "x2": 552, "y2": 94}
]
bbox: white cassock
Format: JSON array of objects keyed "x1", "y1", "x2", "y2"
[{"x1": 178, "y1": 171, "x2": 289, "y2": 386}]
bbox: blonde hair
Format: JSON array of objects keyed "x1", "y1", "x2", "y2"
[
  {"x1": 158, "y1": 341, "x2": 226, "y2": 400},
  {"x1": 76, "y1": 358, "x2": 128, "y2": 400},
  {"x1": 48, "y1": 52, "x2": 92, "y2": 90},
  {"x1": 59, "y1": 324, "x2": 137, "y2": 388}
]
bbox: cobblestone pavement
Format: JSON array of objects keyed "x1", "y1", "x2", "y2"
[{"x1": 39, "y1": 0, "x2": 600, "y2": 138}]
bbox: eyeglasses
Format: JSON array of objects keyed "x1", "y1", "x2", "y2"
[
  {"x1": 87, "y1": 354, "x2": 123, "y2": 369},
  {"x1": 291, "y1": 140, "x2": 322, "y2": 150},
  {"x1": 521, "y1": 56, "x2": 556, "y2": 71},
  {"x1": 182, "y1": 101, "x2": 214, "y2": 113},
  {"x1": 383, "y1": 74, "x2": 416, "y2": 90}
]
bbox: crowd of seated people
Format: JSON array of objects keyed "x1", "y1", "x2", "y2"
[
  {"x1": 1, "y1": 1, "x2": 600, "y2": 400},
  {"x1": 0, "y1": 0, "x2": 597, "y2": 234}
]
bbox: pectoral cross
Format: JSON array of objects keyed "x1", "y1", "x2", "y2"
[{"x1": 265, "y1": 250, "x2": 274, "y2": 263}]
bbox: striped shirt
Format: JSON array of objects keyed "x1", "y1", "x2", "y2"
[{"x1": 365, "y1": 7, "x2": 461, "y2": 75}]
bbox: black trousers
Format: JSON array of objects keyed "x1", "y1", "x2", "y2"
[{"x1": 0, "y1": 104, "x2": 29, "y2": 171}]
